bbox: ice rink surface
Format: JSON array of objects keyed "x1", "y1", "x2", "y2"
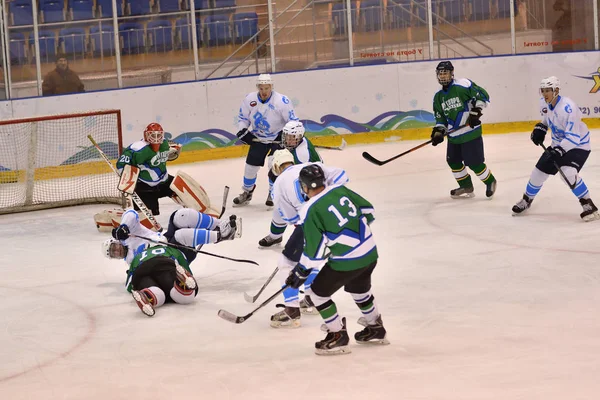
[{"x1": 2, "y1": 132, "x2": 600, "y2": 400}]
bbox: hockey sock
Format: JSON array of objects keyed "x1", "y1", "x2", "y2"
[
  {"x1": 302, "y1": 269, "x2": 319, "y2": 292},
  {"x1": 270, "y1": 220, "x2": 286, "y2": 238},
  {"x1": 170, "y1": 286, "x2": 196, "y2": 304},
  {"x1": 277, "y1": 254, "x2": 300, "y2": 307},
  {"x1": 282, "y1": 286, "x2": 300, "y2": 308},
  {"x1": 313, "y1": 298, "x2": 343, "y2": 332},
  {"x1": 562, "y1": 166, "x2": 591, "y2": 199},
  {"x1": 525, "y1": 167, "x2": 550, "y2": 199},
  {"x1": 469, "y1": 163, "x2": 495, "y2": 184},
  {"x1": 144, "y1": 286, "x2": 166, "y2": 307},
  {"x1": 448, "y1": 162, "x2": 473, "y2": 188},
  {"x1": 351, "y1": 291, "x2": 379, "y2": 325},
  {"x1": 174, "y1": 229, "x2": 219, "y2": 247},
  {"x1": 173, "y1": 209, "x2": 217, "y2": 230},
  {"x1": 243, "y1": 164, "x2": 261, "y2": 191}
]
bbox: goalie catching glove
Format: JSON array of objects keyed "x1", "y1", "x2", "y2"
[{"x1": 167, "y1": 140, "x2": 182, "y2": 161}]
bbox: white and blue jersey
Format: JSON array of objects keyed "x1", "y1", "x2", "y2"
[
  {"x1": 238, "y1": 91, "x2": 298, "y2": 141},
  {"x1": 119, "y1": 209, "x2": 165, "y2": 266},
  {"x1": 540, "y1": 96, "x2": 591, "y2": 152}
]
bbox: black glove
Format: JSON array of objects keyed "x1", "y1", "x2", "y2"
[
  {"x1": 112, "y1": 225, "x2": 130, "y2": 241},
  {"x1": 466, "y1": 107, "x2": 482, "y2": 128},
  {"x1": 236, "y1": 128, "x2": 256, "y2": 145},
  {"x1": 431, "y1": 126, "x2": 447, "y2": 146},
  {"x1": 546, "y1": 145, "x2": 566, "y2": 161},
  {"x1": 285, "y1": 264, "x2": 312, "y2": 289},
  {"x1": 530, "y1": 123, "x2": 548, "y2": 146}
]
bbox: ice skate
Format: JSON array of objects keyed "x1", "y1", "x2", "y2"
[
  {"x1": 270, "y1": 306, "x2": 301, "y2": 328},
  {"x1": 232, "y1": 185, "x2": 255, "y2": 207},
  {"x1": 354, "y1": 315, "x2": 390, "y2": 345},
  {"x1": 299, "y1": 295, "x2": 319, "y2": 315},
  {"x1": 315, "y1": 317, "x2": 351, "y2": 355},
  {"x1": 485, "y1": 180, "x2": 497, "y2": 198},
  {"x1": 175, "y1": 261, "x2": 197, "y2": 290},
  {"x1": 131, "y1": 289, "x2": 156, "y2": 317},
  {"x1": 512, "y1": 194, "x2": 533, "y2": 215},
  {"x1": 265, "y1": 192, "x2": 274, "y2": 208},
  {"x1": 450, "y1": 186, "x2": 474, "y2": 199},
  {"x1": 217, "y1": 215, "x2": 242, "y2": 242},
  {"x1": 258, "y1": 234, "x2": 283, "y2": 248},
  {"x1": 579, "y1": 198, "x2": 600, "y2": 222}
]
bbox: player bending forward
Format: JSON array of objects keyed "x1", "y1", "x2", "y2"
[
  {"x1": 431, "y1": 61, "x2": 497, "y2": 199},
  {"x1": 260, "y1": 121, "x2": 322, "y2": 248},
  {"x1": 103, "y1": 208, "x2": 240, "y2": 316},
  {"x1": 268, "y1": 150, "x2": 348, "y2": 328},
  {"x1": 512, "y1": 76, "x2": 599, "y2": 221},
  {"x1": 286, "y1": 164, "x2": 388, "y2": 355}
]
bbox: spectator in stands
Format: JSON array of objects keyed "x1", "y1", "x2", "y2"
[
  {"x1": 552, "y1": 0, "x2": 572, "y2": 52},
  {"x1": 42, "y1": 54, "x2": 85, "y2": 96}
]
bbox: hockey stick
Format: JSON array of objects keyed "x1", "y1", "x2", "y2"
[
  {"x1": 539, "y1": 143, "x2": 577, "y2": 190},
  {"x1": 362, "y1": 125, "x2": 466, "y2": 166},
  {"x1": 315, "y1": 138, "x2": 347, "y2": 151},
  {"x1": 243, "y1": 267, "x2": 279, "y2": 303},
  {"x1": 218, "y1": 285, "x2": 289, "y2": 324},
  {"x1": 88, "y1": 135, "x2": 162, "y2": 231},
  {"x1": 218, "y1": 186, "x2": 230, "y2": 218},
  {"x1": 130, "y1": 234, "x2": 258, "y2": 265}
]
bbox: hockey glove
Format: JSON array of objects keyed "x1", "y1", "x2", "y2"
[
  {"x1": 546, "y1": 145, "x2": 566, "y2": 161},
  {"x1": 431, "y1": 126, "x2": 447, "y2": 146},
  {"x1": 112, "y1": 225, "x2": 130, "y2": 241},
  {"x1": 236, "y1": 128, "x2": 256, "y2": 145},
  {"x1": 530, "y1": 123, "x2": 548, "y2": 146},
  {"x1": 285, "y1": 264, "x2": 312, "y2": 289},
  {"x1": 466, "y1": 107, "x2": 483, "y2": 128}
]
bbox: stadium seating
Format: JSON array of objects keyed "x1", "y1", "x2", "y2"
[
  {"x1": 10, "y1": 0, "x2": 33, "y2": 26},
  {"x1": 157, "y1": 0, "x2": 181, "y2": 13},
  {"x1": 9, "y1": 32, "x2": 27, "y2": 64},
  {"x1": 387, "y1": 0, "x2": 412, "y2": 29},
  {"x1": 70, "y1": 0, "x2": 94, "y2": 20},
  {"x1": 90, "y1": 24, "x2": 116, "y2": 56},
  {"x1": 440, "y1": 0, "x2": 463, "y2": 23},
  {"x1": 40, "y1": 0, "x2": 66, "y2": 23},
  {"x1": 96, "y1": 0, "x2": 124, "y2": 17},
  {"x1": 59, "y1": 27, "x2": 87, "y2": 57},
  {"x1": 331, "y1": 2, "x2": 357, "y2": 36},
  {"x1": 29, "y1": 30, "x2": 57, "y2": 62},
  {"x1": 233, "y1": 12, "x2": 258, "y2": 44},
  {"x1": 148, "y1": 20, "x2": 174, "y2": 52},
  {"x1": 360, "y1": 0, "x2": 383, "y2": 32},
  {"x1": 120, "y1": 22, "x2": 145, "y2": 54},
  {"x1": 215, "y1": 0, "x2": 236, "y2": 14},
  {"x1": 175, "y1": 17, "x2": 202, "y2": 48},
  {"x1": 126, "y1": 0, "x2": 152, "y2": 16},
  {"x1": 205, "y1": 14, "x2": 231, "y2": 46}
]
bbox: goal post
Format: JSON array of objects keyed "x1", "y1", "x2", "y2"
[{"x1": 0, "y1": 109, "x2": 125, "y2": 214}]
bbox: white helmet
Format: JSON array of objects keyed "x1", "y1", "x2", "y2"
[
  {"x1": 102, "y1": 238, "x2": 126, "y2": 259},
  {"x1": 540, "y1": 76, "x2": 560, "y2": 104},
  {"x1": 256, "y1": 73, "x2": 273, "y2": 88},
  {"x1": 271, "y1": 149, "x2": 295, "y2": 176},
  {"x1": 282, "y1": 121, "x2": 305, "y2": 150}
]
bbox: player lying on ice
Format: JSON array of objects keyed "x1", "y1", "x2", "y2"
[{"x1": 102, "y1": 208, "x2": 240, "y2": 316}]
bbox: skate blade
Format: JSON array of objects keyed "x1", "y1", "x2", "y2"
[
  {"x1": 234, "y1": 217, "x2": 243, "y2": 238},
  {"x1": 315, "y1": 346, "x2": 351, "y2": 356},
  {"x1": 270, "y1": 319, "x2": 301, "y2": 329},
  {"x1": 450, "y1": 193, "x2": 475, "y2": 200},
  {"x1": 300, "y1": 307, "x2": 319, "y2": 315},
  {"x1": 582, "y1": 212, "x2": 600, "y2": 222},
  {"x1": 356, "y1": 337, "x2": 390, "y2": 345},
  {"x1": 132, "y1": 291, "x2": 155, "y2": 317}
]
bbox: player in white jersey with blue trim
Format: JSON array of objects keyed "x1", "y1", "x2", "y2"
[
  {"x1": 268, "y1": 149, "x2": 349, "y2": 328},
  {"x1": 512, "y1": 76, "x2": 599, "y2": 221},
  {"x1": 233, "y1": 74, "x2": 299, "y2": 208}
]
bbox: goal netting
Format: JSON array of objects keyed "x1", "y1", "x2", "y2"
[{"x1": 0, "y1": 109, "x2": 125, "y2": 214}]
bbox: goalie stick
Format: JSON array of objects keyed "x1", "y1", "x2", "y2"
[
  {"x1": 539, "y1": 143, "x2": 576, "y2": 189},
  {"x1": 88, "y1": 135, "x2": 162, "y2": 231},
  {"x1": 218, "y1": 285, "x2": 289, "y2": 324},
  {"x1": 130, "y1": 234, "x2": 258, "y2": 265},
  {"x1": 243, "y1": 267, "x2": 278, "y2": 303},
  {"x1": 362, "y1": 125, "x2": 466, "y2": 166}
]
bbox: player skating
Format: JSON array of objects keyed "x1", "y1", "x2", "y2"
[
  {"x1": 233, "y1": 74, "x2": 299, "y2": 208},
  {"x1": 267, "y1": 150, "x2": 348, "y2": 328},
  {"x1": 431, "y1": 61, "x2": 497, "y2": 199},
  {"x1": 286, "y1": 164, "x2": 388, "y2": 355},
  {"x1": 512, "y1": 76, "x2": 599, "y2": 221},
  {"x1": 260, "y1": 121, "x2": 322, "y2": 248}
]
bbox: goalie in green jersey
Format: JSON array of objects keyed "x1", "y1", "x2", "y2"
[{"x1": 431, "y1": 61, "x2": 497, "y2": 199}]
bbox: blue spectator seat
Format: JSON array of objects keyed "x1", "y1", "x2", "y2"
[
  {"x1": 175, "y1": 17, "x2": 202, "y2": 48},
  {"x1": 331, "y1": 2, "x2": 357, "y2": 36},
  {"x1": 41, "y1": 0, "x2": 65, "y2": 23},
  {"x1": 59, "y1": 27, "x2": 87, "y2": 57},
  {"x1": 190, "y1": 0, "x2": 210, "y2": 11},
  {"x1": 233, "y1": 12, "x2": 258, "y2": 44},
  {"x1": 441, "y1": 0, "x2": 463, "y2": 23},
  {"x1": 360, "y1": 0, "x2": 383, "y2": 32},
  {"x1": 90, "y1": 24, "x2": 116, "y2": 55},
  {"x1": 215, "y1": 0, "x2": 236, "y2": 13},
  {"x1": 411, "y1": 0, "x2": 437, "y2": 26},
  {"x1": 158, "y1": 0, "x2": 181, "y2": 12},
  {"x1": 9, "y1": 32, "x2": 27, "y2": 64},
  {"x1": 96, "y1": 0, "x2": 124, "y2": 17},
  {"x1": 205, "y1": 14, "x2": 231, "y2": 46},
  {"x1": 471, "y1": 0, "x2": 491, "y2": 20},
  {"x1": 29, "y1": 30, "x2": 57, "y2": 62},
  {"x1": 496, "y1": 0, "x2": 518, "y2": 18},
  {"x1": 71, "y1": 0, "x2": 94, "y2": 20},
  {"x1": 10, "y1": 0, "x2": 33, "y2": 26},
  {"x1": 120, "y1": 22, "x2": 145, "y2": 54},
  {"x1": 126, "y1": 0, "x2": 152, "y2": 16},
  {"x1": 147, "y1": 20, "x2": 174, "y2": 52}
]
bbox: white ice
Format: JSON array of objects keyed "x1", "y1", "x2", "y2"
[{"x1": 1, "y1": 132, "x2": 600, "y2": 400}]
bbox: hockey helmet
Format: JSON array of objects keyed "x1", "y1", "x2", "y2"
[
  {"x1": 436, "y1": 61, "x2": 454, "y2": 86},
  {"x1": 102, "y1": 238, "x2": 127, "y2": 259},
  {"x1": 256, "y1": 74, "x2": 273, "y2": 87},
  {"x1": 540, "y1": 76, "x2": 560, "y2": 104},
  {"x1": 299, "y1": 164, "x2": 325, "y2": 195},
  {"x1": 271, "y1": 149, "x2": 295, "y2": 176},
  {"x1": 282, "y1": 121, "x2": 305, "y2": 150},
  {"x1": 144, "y1": 123, "x2": 164, "y2": 152}
]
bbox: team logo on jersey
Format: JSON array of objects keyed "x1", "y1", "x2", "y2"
[
  {"x1": 250, "y1": 101, "x2": 257, "y2": 107},
  {"x1": 574, "y1": 67, "x2": 600, "y2": 93},
  {"x1": 282, "y1": 96, "x2": 290, "y2": 104},
  {"x1": 268, "y1": 103, "x2": 275, "y2": 110},
  {"x1": 150, "y1": 151, "x2": 169, "y2": 166},
  {"x1": 564, "y1": 104, "x2": 572, "y2": 113}
]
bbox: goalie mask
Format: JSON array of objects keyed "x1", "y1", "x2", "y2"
[
  {"x1": 436, "y1": 61, "x2": 454, "y2": 86},
  {"x1": 540, "y1": 76, "x2": 560, "y2": 105},
  {"x1": 144, "y1": 123, "x2": 165, "y2": 152},
  {"x1": 282, "y1": 121, "x2": 305, "y2": 150},
  {"x1": 102, "y1": 238, "x2": 127, "y2": 259},
  {"x1": 271, "y1": 149, "x2": 295, "y2": 176}
]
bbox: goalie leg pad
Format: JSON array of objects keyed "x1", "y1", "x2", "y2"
[
  {"x1": 94, "y1": 209, "x2": 124, "y2": 232},
  {"x1": 170, "y1": 171, "x2": 212, "y2": 212}
]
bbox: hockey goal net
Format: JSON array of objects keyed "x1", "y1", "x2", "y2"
[{"x1": 0, "y1": 109, "x2": 125, "y2": 214}]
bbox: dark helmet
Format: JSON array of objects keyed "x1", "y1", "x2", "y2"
[
  {"x1": 436, "y1": 61, "x2": 454, "y2": 86},
  {"x1": 299, "y1": 164, "x2": 326, "y2": 192}
]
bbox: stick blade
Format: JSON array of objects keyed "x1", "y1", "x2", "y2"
[
  {"x1": 217, "y1": 309, "x2": 245, "y2": 324},
  {"x1": 362, "y1": 151, "x2": 385, "y2": 166},
  {"x1": 243, "y1": 292, "x2": 257, "y2": 303}
]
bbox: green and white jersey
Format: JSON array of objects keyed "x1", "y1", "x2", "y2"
[
  {"x1": 291, "y1": 137, "x2": 322, "y2": 164},
  {"x1": 125, "y1": 245, "x2": 191, "y2": 292},
  {"x1": 116, "y1": 139, "x2": 170, "y2": 186},
  {"x1": 298, "y1": 185, "x2": 377, "y2": 272},
  {"x1": 433, "y1": 78, "x2": 490, "y2": 144}
]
